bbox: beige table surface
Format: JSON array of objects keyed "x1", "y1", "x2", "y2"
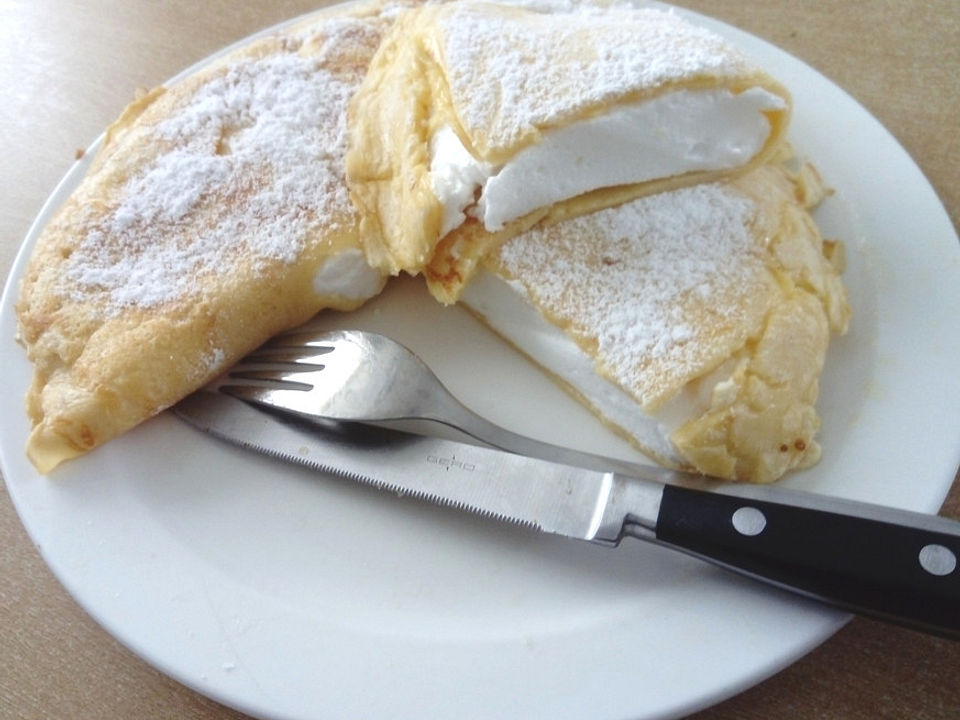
[{"x1": 1, "y1": 1, "x2": 958, "y2": 718}]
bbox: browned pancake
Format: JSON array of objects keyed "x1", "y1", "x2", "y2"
[
  {"x1": 346, "y1": 0, "x2": 792, "y2": 303},
  {"x1": 462, "y1": 155, "x2": 850, "y2": 482},
  {"x1": 16, "y1": 1, "x2": 403, "y2": 472}
]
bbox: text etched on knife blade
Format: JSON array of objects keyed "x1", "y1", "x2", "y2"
[{"x1": 427, "y1": 454, "x2": 476, "y2": 471}]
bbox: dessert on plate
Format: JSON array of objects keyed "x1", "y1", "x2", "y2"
[
  {"x1": 15, "y1": 0, "x2": 398, "y2": 472},
  {"x1": 460, "y1": 152, "x2": 850, "y2": 482},
  {"x1": 14, "y1": 0, "x2": 848, "y2": 484},
  {"x1": 346, "y1": 0, "x2": 792, "y2": 302}
]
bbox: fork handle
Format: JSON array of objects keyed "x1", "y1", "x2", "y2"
[{"x1": 425, "y1": 394, "x2": 659, "y2": 479}]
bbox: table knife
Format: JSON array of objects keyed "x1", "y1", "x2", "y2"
[{"x1": 174, "y1": 390, "x2": 960, "y2": 639}]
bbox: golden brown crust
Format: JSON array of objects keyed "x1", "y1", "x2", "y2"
[
  {"x1": 475, "y1": 159, "x2": 849, "y2": 483},
  {"x1": 347, "y1": 1, "x2": 792, "y2": 297},
  {"x1": 16, "y1": 1, "x2": 397, "y2": 472}
]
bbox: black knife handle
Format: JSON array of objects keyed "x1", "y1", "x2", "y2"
[{"x1": 645, "y1": 484, "x2": 960, "y2": 638}]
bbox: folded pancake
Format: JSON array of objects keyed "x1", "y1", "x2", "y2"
[
  {"x1": 346, "y1": 0, "x2": 792, "y2": 302},
  {"x1": 460, "y1": 156, "x2": 851, "y2": 483},
  {"x1": 15, "y1": 1, "x2": 402, "y2": 472}
]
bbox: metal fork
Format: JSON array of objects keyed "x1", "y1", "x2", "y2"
[{"x1": 220, "y1": 328, "x2": 665, "y2": 478}]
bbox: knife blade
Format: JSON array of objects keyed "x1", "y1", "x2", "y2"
[{"x1": 174, "y1": 390, "x2": 960, "y2": 639}]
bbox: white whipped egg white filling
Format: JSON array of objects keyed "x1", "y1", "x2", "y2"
[
  {"x1": 312, "y1": 248, "x2": 385, "y2": 301},
  {"x1": 460, "y1": 269, "x2": 723, "y2": 466},
  {"x1": 430, "y1": 87, "x2": 784, "y2": 236}
]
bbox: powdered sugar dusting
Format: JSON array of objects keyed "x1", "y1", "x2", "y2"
[
  {"x1": 440, "y1": 3, "x2": 752, "y2": 153},
  {"x1": 496, "y1": 182, "x2": 764, "y2": 402},
  {"x1": 65, "y1": 14, "x2": 385, "y2": 312}
]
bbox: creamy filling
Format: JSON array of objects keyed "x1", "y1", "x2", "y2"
[
  {"x1": 460, "y1": 269, "x2": 733, "y2": 464},
  {"x1": 312, "y1": 248, "x2": 384, "y2": 300},
  {"x1": 430, "y1": 87, "x2": 783, "y2": 235}
]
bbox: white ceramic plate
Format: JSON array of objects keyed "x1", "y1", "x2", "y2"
[{"x1": 2, "y1": 5, "x2": 959, "y2": 720}]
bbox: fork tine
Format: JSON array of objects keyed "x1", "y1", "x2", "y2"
[
  {"x1": 241, "y1": 348, "x2": 328, "y2": 366},
  {"x1": 262, "y1": 332, "x2": 339, "y2": 350},
  {"x1": 226, "y1": 368, "x2": 313, "y2": 390},
  {"x1": 222, "y1": 383, "x2": 322, "y2": 416}
]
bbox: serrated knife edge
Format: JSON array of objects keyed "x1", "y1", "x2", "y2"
[{"x1": 173, "y1": 391, "x2": 595, "y2": 536}]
